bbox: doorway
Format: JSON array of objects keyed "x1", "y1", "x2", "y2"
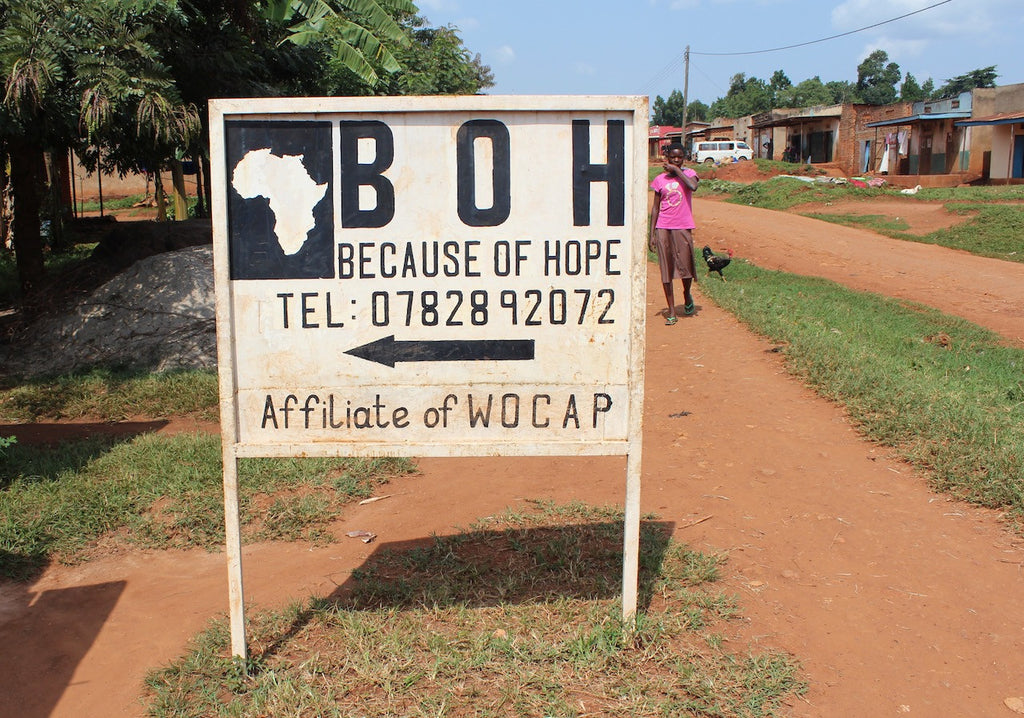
[{"x1": 1013, "y1": 134, "x2": 1024, "y2": 179}]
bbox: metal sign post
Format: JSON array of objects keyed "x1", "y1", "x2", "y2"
[{"x1": 209, "y1": 96, "x2": 648, "y2": 656}]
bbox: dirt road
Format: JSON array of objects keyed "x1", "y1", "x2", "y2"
[
  {"x1": 697, "y1": 198, "x2": 1024, "y2": 347},
  {"x1": 2, "y1": 197, "x2": 1023, "y2": 717}
]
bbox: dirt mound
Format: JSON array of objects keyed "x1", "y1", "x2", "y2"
[
  {"x1": 705, "y1": 160, "x2": 848, "y2": 183},
  {"x1": 703, "y1": 159, "x2": 778, "y2": 182},
  {"x1": 0, "y1": 245, "x2": 216, "y2": 379}
]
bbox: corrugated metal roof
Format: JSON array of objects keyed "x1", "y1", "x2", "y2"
[
  {"x1": 751, "y1": 110, "x2": 843, "y2": 129},
  {"x1": 866, "y1": 111, "x2": 971, "y2": 128},
  {"x1": 955, "y1": 111, "x2": 1024, "y2": 127}
]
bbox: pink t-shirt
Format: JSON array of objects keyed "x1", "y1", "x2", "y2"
[{"x1": 650, "y1": 168, "x2": 698, "y2": 230}]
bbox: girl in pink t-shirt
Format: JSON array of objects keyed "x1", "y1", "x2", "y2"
[{"x1": 649, "y1": 143, "x2": 699, "y2": 324}]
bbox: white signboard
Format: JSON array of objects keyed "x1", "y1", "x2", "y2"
[
  {"x1": 210, "y1": 96, "x2": 647, "y2": 458},
  {"x1": 210, "y1": 96, "x2": 648, "y2": 656}
]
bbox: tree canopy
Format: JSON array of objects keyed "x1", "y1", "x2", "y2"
[
  {"x1": 0, "y1": 0, "x2": 492, "y2": 303},
  {"x1": 935, "y1": 66, "x2": 998, "y2": 98},
  {"x1": 856, "y1": 50, "x2": 902, "y2": 105},
  {"x1": 652, "y1": 54, "x2": 1003, "y2": 126},
  {"x1": 708, "y1": 73, "x2": 773, "y2": 119}
]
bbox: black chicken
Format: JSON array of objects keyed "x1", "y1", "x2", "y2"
[{"x1": 702, "y1": 246, "x2": 733, "y2": 281}]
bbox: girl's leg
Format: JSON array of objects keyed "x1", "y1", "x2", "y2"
[
  {"x1": 682, "y1": 278, "x2": 693, "y2": 307},
  {"x1": 662, "y1": 281, "x2": 676, "y2": 320}
]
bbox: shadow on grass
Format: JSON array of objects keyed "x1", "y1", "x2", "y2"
[
  {"x1": 0, "y1": 429, "x2": 155, "y2": 490},
  {"x1": 256, "y1": 518, "x2": 676, "y2": 663},
  {"x1": 0, "y1": 420, "x2": 169, "y2": 449},
  {"x1": 0, "y1": 432, "x2": 159, "y2": 581}
]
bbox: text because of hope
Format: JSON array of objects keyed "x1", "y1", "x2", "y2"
[{"x1": 337, "y1": 238, "x2": 622, "y2": 280}]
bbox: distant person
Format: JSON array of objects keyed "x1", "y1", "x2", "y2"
[
  {"x1": 649, "y1": 142, "x2": 699, "y2": 325},
  {"x1": 764, "y1": 140, "x2": 773, "y2": 160}
]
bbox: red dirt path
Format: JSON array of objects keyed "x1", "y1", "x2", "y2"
[{"x1": 2, "y1": 198, "x2": 1024, "y2": 717}]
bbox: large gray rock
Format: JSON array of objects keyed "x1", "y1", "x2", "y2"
[{"x1": 1, "y1": 245, "x2": 216, "y2": 378}]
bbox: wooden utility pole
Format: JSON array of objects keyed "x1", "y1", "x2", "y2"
[{"x1": 681, "y1": 46, "x2": 690, "y2": 154}]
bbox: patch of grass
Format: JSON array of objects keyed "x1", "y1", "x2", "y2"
[
  {"x1": 0, "y1": 432, "x2": 415, "y2": 580},
  {"x1": 728, "y1": 177, "x2": 892, "y2": 210},
  {"x1": 0, "y1": 367, "x2": 220, "y2": 422},
  {"x1": 698, "y1": 257, "x2": 1024, "y2": 522},
  {"x1": 912, "y1": 204, "x2": 1024, "y2": 262},
  {"x1": 726, "y1": 178, "x2": 1024, "y2": 212},
  {"x1": 77, "y1": 194, "x2": 148, "y2": 213},
  {"x1": 803, "y1": 203, "x2": 1024, "y2": 263},
  {"x1": 724, "y1": 179, "x2": 1024, "y2": 262},
  {"x1": 801, "y1": 212, "x2": 911, "y2": 234},
  {"x1": 911, "y1": 185, "x2": 1024, "y2": 202},
  {"x1": 698, "y1": 178, "x2": 747, "y2": 196},
  {"x1": 143, "y1": 501, "x2": 805, "y2": 717},
  {"x1": 0, "y1": 241, "x2": 99, "y2": 307}
]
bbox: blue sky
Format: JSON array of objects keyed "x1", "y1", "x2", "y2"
[{"x1": 414, "y1": 0, "x2": 1023, "y2": 112}]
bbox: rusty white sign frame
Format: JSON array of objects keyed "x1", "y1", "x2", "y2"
[{"x1": 209, "y1": 95, "x2": 648, "y2": 658}]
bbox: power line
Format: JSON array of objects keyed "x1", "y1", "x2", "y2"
[
  {"x1": 691, "y1": 0, "x2": 954, "y2": 57},
  {"x1": 639, "y1": 55, "x2": 685, "y2": 94}
]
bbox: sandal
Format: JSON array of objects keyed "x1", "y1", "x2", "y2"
[
  {"x1": 683, "y1": 302, "x2": 695, "y2": 316},
  {"x1": 665, "y1": 316, "x2": 678, "y2": 326}
]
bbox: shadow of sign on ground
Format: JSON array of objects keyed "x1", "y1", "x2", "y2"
[
  {"x1": 251, "y1": 519, "x2": 676, "y2": 665},
  {"x1": 0, "y1": 578, "x2": 126, "y2": 718}
]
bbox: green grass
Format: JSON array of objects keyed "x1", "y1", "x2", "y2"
[
  {"x1": 0, "y1": 242, "x2": 99, "y2": 306},
  {"x1": 0, "y1": 432, "x2": 415, "y2": 580},
  {"x1": 803, "y1": 203, "x2": 1024, "y2": 262},
  {"x1": 704, "y1": 178, "x2": 1024, "y2": 263},
  {"x1": 724, "y1": 177, "x2": 891, "y2": 210},
  {"x1": 801, "y1": 212, "x2": 912, "y2": 234},
  {"x1": 698, "y1": 258, "x2": 1024, "y2": 521},
  {"x1": 903, "y1": 204, "x2": 1023, "y2": 261},
  {"x1": 76, "y1": 193, "x2": 148, "y2": 213},
  {"x1": 0, "y1": 367, "x2": 220, "y2": 422},
  {"x1": 143, "y1": 501, "x2": 805, "y2": 717},
  {"x1": 723, "y1": 177, "x2": 1024, "y2": 211}
]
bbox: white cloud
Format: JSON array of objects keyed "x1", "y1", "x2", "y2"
[
  {"x1": 574, "y1": 61, "x2": 596, "y2": 76},
  {"x1": 495, "y1": 45, "x2": 516, "y2": 65},
  {"x1": 859, "y1": 35, "x2": 928, "y2": 63},
  {"x1": 833, "y1": 0, "x2": 998, "y2": 37}
]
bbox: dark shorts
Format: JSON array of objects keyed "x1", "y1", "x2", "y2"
[{"x1": 653, "y1": 228, "x2": 696, "y2": 283}]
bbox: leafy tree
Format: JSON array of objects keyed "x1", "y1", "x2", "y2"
[
  {"x1": 769, "y1": 70, "x2": 792, "y2": 92},
  {"x1": 264, "y1": 0, "x2": 415, "y2": 87},
  {"x1": 768, "y1": 69, "x2": 791, "y2": 106},
  {"x1": 900, "y1": 73, "x2": 931, "y2": 102},
  {"x1": 825, "y1": 80, "x2": 859, "y2": 104},
  {"x1": 391, "y1": 23, "x2": 492, "y2": 94},
  {"x1": 934, "y1": 66, "x2": 998, "y2": 98},
  {"x1": 686, "y1": 99, "x2": 709, "y2": 123},
  {"x1": 709, "y1": 73, "x2": 772, "y2": 118},
  {"x1": 344, "y1": 16, "x2": 493, "y2": 95},
  {"x1": 1, "y1": 0, "x2": 476, "y2": 303},
  {"x1": 651, "y1": 89, "x2": 686, "y2": 126},
  {"x1": 0, "y1": 0, "x2": 196, "y2": 298},
  {"x1": 776, "y1": 76, "x2": 835, "y2": 108},
  {"x1": 856, "y1": 50, "x2": 901, "y2": 105}
]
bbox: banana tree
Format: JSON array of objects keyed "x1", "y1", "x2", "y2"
[{"x1": 263, "y1": 0, "x2": 416, "y2": 87}]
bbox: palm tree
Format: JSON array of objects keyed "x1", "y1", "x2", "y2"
[{"x1": 0, "y1": 0, "x2": 198, "y2": 299}]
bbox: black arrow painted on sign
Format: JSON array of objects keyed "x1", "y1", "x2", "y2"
[{"x1": 345, "y1": 335, "x2": 535, "y2": 368}]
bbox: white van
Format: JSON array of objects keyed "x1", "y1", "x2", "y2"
[{"x1": 693, "y1": 140, "x2": 753, "y2": 164}]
